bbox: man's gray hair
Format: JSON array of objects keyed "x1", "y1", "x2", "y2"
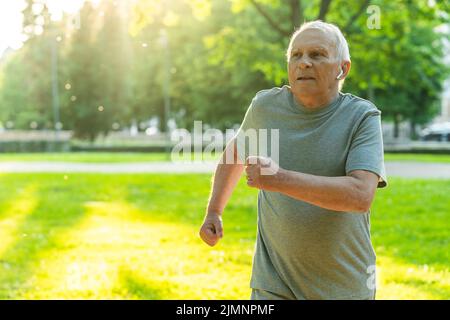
[{"x1": 286, "y1": 20, "x2": 351, "y2": 63}]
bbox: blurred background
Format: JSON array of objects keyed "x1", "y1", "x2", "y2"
[
  {"x1": 0, "y1": 0, "x2": 449, "y2": 300},
  {"x1": 0, "y1": 0, "x2": 449, "y2": 151}
]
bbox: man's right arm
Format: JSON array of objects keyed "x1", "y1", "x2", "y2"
[{"x1": 199, "y1": 139, "x2": 244, "y2": 246}]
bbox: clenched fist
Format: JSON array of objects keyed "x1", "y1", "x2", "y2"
[
  {"x1": 199, "y1": 213, "x2": 223, "y2": 246},
  {"x1": 245, "y1": 156, "x2": 282, "y2": 191}
]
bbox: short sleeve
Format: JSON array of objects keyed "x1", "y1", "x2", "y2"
[{"x1": 345, "y1": 111, "x2": 388, "y2": 188}]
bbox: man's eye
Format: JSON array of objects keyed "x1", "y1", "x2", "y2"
[
  {"x1": 292, "y1": 52, "x2": 301, "y2": 58},
  {"x1": 310, "y1": 52, "x2": 321, "y2": 58}
]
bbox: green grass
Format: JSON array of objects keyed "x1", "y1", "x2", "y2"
[
  {"x1": 0, "y1": 152, "x2": 221, "y2": 163},
  {"x1": 0, "y1": 173, "x2": 448, "y2": 299},
  {"x1": 1, "y1": 152, "x2": 450, "y2": 163},
  {"x1": 384, "y1": 153, "x2": 450, "y2": 163}
]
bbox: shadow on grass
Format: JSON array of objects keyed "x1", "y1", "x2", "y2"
[
  {"x1": 0, "y1": 174, "x2": 106, "y2": 298},
  {"x1": 0, "y1": 175, "x2": 30, "y2": 221},
  {"x1": 0, "y1": 174, "x2": 447, "y2": 299},
  {"x1": 398, "y1": 277, "x2": 448, "y2": 298},
  {"x1": 122, "y1": 174, "x2": 258, "y2": 229},
  {"x1": 119, "y1": 269, "x2": 164, "y2": 300}
]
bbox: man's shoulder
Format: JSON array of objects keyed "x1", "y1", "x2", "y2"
[
  {"x1": 252, "y1": 86, "x2": 288, "y2": 107},
  {"x1": 340, "y1": 93, "x2": 381, "y2": 118}
]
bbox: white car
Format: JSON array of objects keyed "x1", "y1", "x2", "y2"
[{"x1": 420, "y1": 122, "x2": 450, "y2": 141}]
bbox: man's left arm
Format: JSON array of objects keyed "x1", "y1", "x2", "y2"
[
  {"x1": 244, "y1": 109, "x2": 387, "y2": 212},
  {"x1": 245, "y1": 157, "x2": 379, "y2": 213}
]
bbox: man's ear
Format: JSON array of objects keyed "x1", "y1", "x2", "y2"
[{"x1": 341, "y1": 61, "x2": 351, "y2": 78}]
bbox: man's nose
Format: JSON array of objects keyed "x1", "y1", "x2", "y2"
[
  {"x1": 297, "y1": 57, "x2": 312, "y2": 69},
  {"x1": 298, "y1": 59, "x2": 312, "y2": 69}
]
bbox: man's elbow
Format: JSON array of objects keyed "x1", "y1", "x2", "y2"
[
  {"x1": 354, "y1": 192, "x2": 374, "y2": 213},
  {"x1": 348, "y1": 173, "x2": 378, "y2": 213}
]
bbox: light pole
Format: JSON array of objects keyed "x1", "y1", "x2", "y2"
[
  {"x1": 159, "y1": 29, "x2": 171, "y2": 159},
  {"x1": 51, "y1": 34, "x2": 61, "y2": 143}
]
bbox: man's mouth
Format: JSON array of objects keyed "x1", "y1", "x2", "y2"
[{"x1": 297, "y1": 76, "x2": 315, "y2": 80}]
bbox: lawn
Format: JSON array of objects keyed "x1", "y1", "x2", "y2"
[
  {"x1": 0, "y1": 152, "x2": 450, "y2": 163},
  {"x1": 384, "y1": 153, "x2": 450, "y2": 163},
  {"x1": 0, "y1": 152, "x2": 219, "y2": 163},
  {"x1": 0, "y1": 173, "x2": 448, "y2": 299}
]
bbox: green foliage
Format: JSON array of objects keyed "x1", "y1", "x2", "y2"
[
  {"x1": 0, "y1": 3, "x2": 56, "y2": 130},
  {"x1": 61, "y1": 1, "x2": 132, "y2": 140},
  {"x1": 215, "y1": 0, "x2": 449, "y2": 131},
  {"x1": 0, "y1": 0, "x2": 448, "y2": 139},
  {"x1": 343, "y1": 0, "x2": 449, "y2": 130}
]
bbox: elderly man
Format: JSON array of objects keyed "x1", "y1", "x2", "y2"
[{"x1": 199, "y1": 21, "x2": 387, "y2": 300}]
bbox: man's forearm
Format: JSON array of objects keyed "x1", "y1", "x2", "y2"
[
  {"x1": 207, "y1": 142, "x2": 244, "y2": 215},
  {"x1": 274, "y1": 169, "x2": 371, "y2": 213}
]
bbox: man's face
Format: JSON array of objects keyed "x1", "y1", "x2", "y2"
[{"x1": 288, "y1": 29, "x2": 340, "y2": 99}]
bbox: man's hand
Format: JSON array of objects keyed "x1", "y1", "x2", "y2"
[
  {"x1": 245, "y1": 156, "x2": 282, "y2": 191},
  {"x1": 199, "y1": 213, "x2": 223, "y2": 246}
]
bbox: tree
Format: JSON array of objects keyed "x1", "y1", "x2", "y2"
[
  {"x1": 96, "y1": 1, "x2": 132, "y2": 134},
  {"x1": 203, "y1": 0, "x2": 449, "y2": 137},
  {"x1": 0, "y1": 1, "x2": 57, "y2": 130},
  {"x1": 1, "y1": 0, "x2": 447, "y2": 141},
  {"x1": 61, "y1": 0, "x2": 132, "y2": 140},
  {"x1": 0, "y1": 50, "x2": 38, "y2": 129},
  {"x1": 62, "y1": 1, "x2": 104, "y2": 141},
  {"x1": 129, "y1": 0, "x2": 273, "y2": 130}
]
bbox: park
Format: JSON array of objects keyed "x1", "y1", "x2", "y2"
[{"x1": 0, "y1": 0, "x2": 449, "y2": 301}]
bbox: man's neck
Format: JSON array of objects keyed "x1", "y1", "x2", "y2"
[{"x1": 295, "y1": 91, "x2": 339, "y2": 109}]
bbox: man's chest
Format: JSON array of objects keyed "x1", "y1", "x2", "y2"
[{"x1": 257, "y1": 119, "x2": 354, "y2": 176}]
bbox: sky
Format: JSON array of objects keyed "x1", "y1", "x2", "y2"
[{"x1": 0, "y1": 0, "x2": 85, "y2": 56}]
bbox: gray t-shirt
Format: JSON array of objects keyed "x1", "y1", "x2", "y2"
[{"x1": 235, "y1": 85, "x2": 387, "y2": 300}]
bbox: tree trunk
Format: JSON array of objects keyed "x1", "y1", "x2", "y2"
[
  {"x1": 290, "y1": 0, "x2": 302, "y2": 30},
  {"x1": 393, "y1": 114, "x2": 400, "y2": 139},
  {"x1": 367, "y1": 80, "x2": 374, "y2": 101},
  {"x1": 318, "y1": 0, "x2": 332, "y2": 21},
  {"x1": 410, "y1": 120, "x2": 417, "y2": 140}
]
